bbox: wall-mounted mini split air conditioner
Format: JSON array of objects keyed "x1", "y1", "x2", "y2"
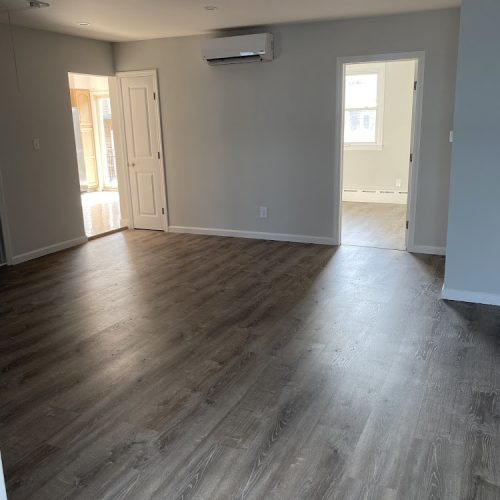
[{"x1": 201, "y1": 33, "x2": 274, "y2": 66}]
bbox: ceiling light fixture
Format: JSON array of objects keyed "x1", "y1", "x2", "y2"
[
  {"x1": 204, "y1": 5, "x2": 218, "y2": 11},
  {"x1": 78, "y1": 22, "x2": 90, "y2": 26}
]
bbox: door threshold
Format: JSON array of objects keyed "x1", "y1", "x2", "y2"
[{"x1": 87, "y1": 226, "x2": 128, "y2": 241}]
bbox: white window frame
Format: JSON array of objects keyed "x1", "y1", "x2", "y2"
[{"x1": 344, "y1": 63, "x2": 385, "y2": 151}]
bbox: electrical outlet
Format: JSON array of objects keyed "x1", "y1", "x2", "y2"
[
  {"x1": 396, "y1": 178, "x2": 402, "y2": 188},
  {"x1": 33, "y1": 138, "x2": 40, "y2": 150},
  {"x1": 259, "y1": 206, "x2": 268, "y2": 219}
]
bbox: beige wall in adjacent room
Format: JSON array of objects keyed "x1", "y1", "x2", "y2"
[
  {"x1": 114, "y1": 8, "x2": 459, "y2": 251},
  {"x1": 343, "y1": 60, "x2": 415, "y2": 194},
  {"x1": 0, "y1": 25, "x2": 114, "y2": 259}
]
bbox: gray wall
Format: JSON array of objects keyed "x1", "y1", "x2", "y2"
[
  {"x1": 443, "y1": 0, "x2": 500, "y2": 302},
  {"x1": 114, "y1": 9, "x2": 459, "y2": 248},
  {"x1": 0, "y1": 25, "x2": 114, "y2": 258}
]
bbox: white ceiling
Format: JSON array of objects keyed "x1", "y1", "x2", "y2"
[{"x1": 1, "y1": 0, "x2": 460, "y2": 42}]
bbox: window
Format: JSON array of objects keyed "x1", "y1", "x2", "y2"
[
  {"x1": 344, "y1": 64, "x2": 385, "y2": 149},
  {"x1": 95, "y1": 96, "x2": 118, "y2": 189}
]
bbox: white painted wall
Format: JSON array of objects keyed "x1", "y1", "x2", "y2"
[
  {"x1": 343, "y1": 60, "x2": 415, "y2": 200},
  {"x1": 0, "y1": 25, "x2": 114, "y2": 261},
  {"x1": 443, "y1": 0, "x2": 500, "y2": 305},
  {"x1": 114, "y1": 9, "x2": 459, "y2": 250}
]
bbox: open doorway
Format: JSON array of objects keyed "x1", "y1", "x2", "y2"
[
  {"x1": 337, "y1": 56, "x2": 421, "y2": 251},
  {"x1": 68, "y1": 73, "x2": 126, "y2": 238}
]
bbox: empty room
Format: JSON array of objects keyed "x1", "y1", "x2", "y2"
[{"x1": 0, "y1": 0, "x2": 499, "y2": 499}]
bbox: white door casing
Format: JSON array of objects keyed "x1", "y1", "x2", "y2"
[
  {"x1": 118, "y1": 71, "x2": 167, "y2": 231},
  {"x1": 334, "y1": 52, "x2": 425, "y2": 252}
]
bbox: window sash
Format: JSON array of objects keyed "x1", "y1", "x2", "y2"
[{"x1": 343, "y1": 65, "x2": 385, "y2": 148}]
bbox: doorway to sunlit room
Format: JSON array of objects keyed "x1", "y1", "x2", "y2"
[
  {"x1": 340, "y1": 59, "x2": 417, "y2": 250},
  {"x1": 68, "y1": 73, "x2": 126, "y2": 238}
]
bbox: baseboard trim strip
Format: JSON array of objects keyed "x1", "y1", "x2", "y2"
[
  {"x1": 442, "y1": 286, "x2": 500, "y2": 307},
  {"x1": 410, "y1": 245, "x2": 446, "y2": 256},
  {"x1": 168, "y1": 226, "x2": 336, "y2": 246},
  {"x1": 11, "y1": 236, "x2": 88, "y2": 265}
]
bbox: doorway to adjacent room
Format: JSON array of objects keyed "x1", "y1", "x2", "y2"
[
  {"x1": 335, "y1": 54, "x2": 423, "y2": 251},
  {"x1": 69, "y1": 73, "x2": 126, "y2": 238}
]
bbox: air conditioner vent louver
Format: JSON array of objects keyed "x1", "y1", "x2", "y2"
[{"x1": 206, "y1": 55, "x2": 262, "y2": 66}]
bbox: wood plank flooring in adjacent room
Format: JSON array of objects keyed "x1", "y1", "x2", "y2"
[
  {"x1": 342, "y1": 201, "x2": 408, "y2": 251},
  {"x1": 0, "y1": 231, "x2": 499, "y2": 499}
]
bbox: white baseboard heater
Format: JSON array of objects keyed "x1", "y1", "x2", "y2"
[{"x1": 343, "y1": 188, "x2": 408, "y2": 204}]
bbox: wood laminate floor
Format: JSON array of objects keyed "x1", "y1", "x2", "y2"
[
  {"x1": 1, "y1": 231, "x2": 499, "y2": 499},
  {"x1": 81, "y1": 191, "x2": 123, "y2": 237},
  {"x1": 342, "y1": 202, "x2": 407, "y2": 251}
]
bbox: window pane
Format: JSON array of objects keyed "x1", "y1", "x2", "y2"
[
  {"x1": 344, "y1": 109, "x2": 377, "y2": 143},
  {"x1": 345, "y1": 73, "x2": 378, "y2": 109}
]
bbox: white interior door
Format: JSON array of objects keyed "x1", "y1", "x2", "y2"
[{"x1": 119, "y1": 71, "x2": 166, "y2": 231}]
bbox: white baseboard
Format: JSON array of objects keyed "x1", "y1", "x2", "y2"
[
  {"x1": 343, "y1": 188, "x2": 407, "y2": 204},
  {"x1": 11, "y1": 236, "x2": 88, "y2": 265},
  {"x1": 120, "y1": 218, "x2": 130, "y2": 228},
  {"x1": 410, "y1": 245, "x2": 446, "y2": 256},
  {"x1": 442, "y1": 286, "x2": 500, "y2": 307},
  {"x1": 169, "y1": 226, "x2": 336, "y2": 246}
]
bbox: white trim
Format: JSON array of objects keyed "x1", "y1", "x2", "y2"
[
  {"x1": 116, "y1": 69, "x2": 169, "y2": 232},
  {"x1": 108, "y1": 76, "x2": 132, "y2": 228},
  {"x1": 169, "y1": 226, "x2": 335, "y2": 246},
  {"x1": 411, "y1": 245, "x2": 446, "y2": 256},
  {"x1": 334, "y1": 52, "x2": 425, "y2": 254},
  {"x1": 11, "y1": 236, "x2": 88, "y2": 265},
  {"x1": 442, "y1": 287, "x2": 500, "y2": 307},
  {"x1": 0, "y1": 163, "x2": 14, "y2": 265},
  {"x1": 0, "y1": 452, "x2": 7, "y2": 500},
  {"x1": 342, "y1": 189, "x2": 407, "y2": 204},
  {"x1": 344, "y1": 144, "x2": 384, "y2": 151}
]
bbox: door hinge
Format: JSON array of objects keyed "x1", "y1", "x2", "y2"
[
  {"x1": 162, "y1": 208, "x2": 165, "y2": 215},
  {"x1": 406, "y1": 220, "x2": 409, "y2": 230},
  {"x1": 414, "y1": 81, "x2": 417, "y2": 91},
  {"x1": 410, "y1": 153, "x2": 413, "y2": 162},
  {"x1": 153, "y1": 92, "x2": 156, "y2": 100},
  {"x1": 158, "y1": 152, "x2": 161, "y2": 159}
]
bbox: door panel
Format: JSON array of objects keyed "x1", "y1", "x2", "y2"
[
  {"x1": 129, "y1": 88, "x2": 154, "y2": 158},
  {"x1": 136, "y1": 172, "x2": 156, "y2": 216},
  {"x1": 120, "y1": 73, "x2": 165, "y2": 230},
  {"x1": 75, "y1": 92, "x2": 93, "y2": 127}
]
